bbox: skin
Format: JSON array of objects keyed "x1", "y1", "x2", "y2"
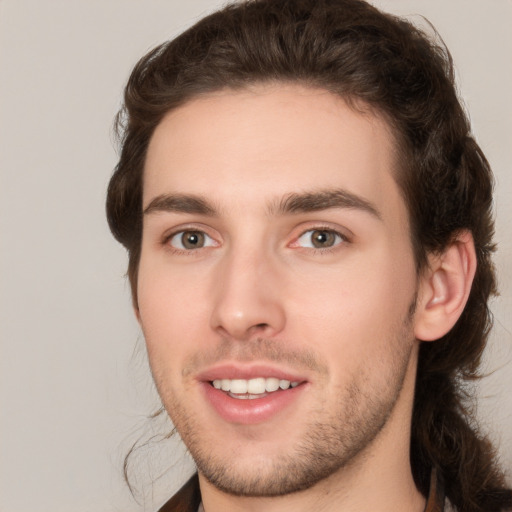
[{"x1": 137, "y1": 84, "x2": 451, "y2": 512}]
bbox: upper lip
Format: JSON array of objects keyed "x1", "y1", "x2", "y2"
[{"x1": 196, "y1": 363, "x2": 308, "y2": 383}]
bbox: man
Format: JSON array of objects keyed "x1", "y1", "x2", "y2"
[{"x1": 106, "y1": 0, "x2": 512, "y2": 510}]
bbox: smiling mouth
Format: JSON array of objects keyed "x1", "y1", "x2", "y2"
[{"x1": 211, "y1": 377, "x2": 300, "y2": 400}]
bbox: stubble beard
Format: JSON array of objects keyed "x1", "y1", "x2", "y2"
[{"x1": 154, "y1": 312, "x2": 416, "y2": 498}]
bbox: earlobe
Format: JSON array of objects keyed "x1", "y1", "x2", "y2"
[{"x1": 414, "y1": 231, "x2": 477, "y2": 342}]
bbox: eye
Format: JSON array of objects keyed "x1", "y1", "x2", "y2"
[
  {"x1": 168, "y1": 230, "x2": 216, "y2": 250},
  {"x1": 295, "y1": 229, "x2": 345, "y2": 249}
]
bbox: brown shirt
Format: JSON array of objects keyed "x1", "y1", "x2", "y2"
[{"x1": 158, "y1": 468, "x2": 446, "y2": 512}]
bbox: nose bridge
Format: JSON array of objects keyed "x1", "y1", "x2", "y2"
[{"x1": 210, "y1": 237, "x2": 286, "y2": 340}]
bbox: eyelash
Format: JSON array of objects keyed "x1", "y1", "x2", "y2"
[
  {"x1": 163, "y1": 228, "x2": 218, "y2": 254},
  {"x1": 292, "y1": 226, "x2": 350, "y2": 253},
  {"x1": 162, "y1": 226, "x2": 350, "y2": 254}
]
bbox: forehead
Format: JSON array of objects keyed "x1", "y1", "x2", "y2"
[{"x1": 143, "y1": 84, "x2": 404, "y2": 219}]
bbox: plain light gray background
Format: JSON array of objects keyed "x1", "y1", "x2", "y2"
[{"x1": 1, "y1": 1, "x2": 511, "y2": 511}]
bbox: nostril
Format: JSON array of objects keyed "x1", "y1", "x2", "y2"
[{"x1": 247, "y1": 323, "x2": 273, "y2": 338}]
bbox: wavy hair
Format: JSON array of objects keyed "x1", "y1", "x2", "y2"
[{"x1": 106, "y1": 0, "x2": 511, "y2": 509}]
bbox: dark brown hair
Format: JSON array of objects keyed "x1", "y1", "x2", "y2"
[{"x1": 106, "y1": 0, "x2": 511, "y2": 509}]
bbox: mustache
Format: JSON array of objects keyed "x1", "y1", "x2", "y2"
[{"x1": 182, "y1": 337, "x2": 328, "y2": 377}]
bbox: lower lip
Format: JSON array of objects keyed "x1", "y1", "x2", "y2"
[{"x1": 201, "y1": 382, "x2": 305, "y2": 425}]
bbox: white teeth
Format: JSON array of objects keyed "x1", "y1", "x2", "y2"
[
  {"x1": 229, "y1": 379, "x2": 248, "y2": 394},
  {"x1": 211, "y1": 377, "x2": 300, "y2": 394},
  {"x1": 265, "y1": 377, "x2": 280, "y2": 392},
  {"x1": 228, "y1": 393, "x2": 263, "y2": 400},
  {"x1": 279, "y1": 379, "x2": 290, "y2": 389},
  {"x1": 247, "y1": 377, "x2": 266, "y2": 394}
]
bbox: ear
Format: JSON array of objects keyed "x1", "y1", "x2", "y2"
[{"x1": 414, "y1": 230, "x2": 477, "y2": 342}]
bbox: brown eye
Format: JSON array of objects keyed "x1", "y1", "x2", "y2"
[
  {"x1": 182, "y1": 231, "x2": 204, "y2": 249},
  {"x1": 296, "y1": 229, "x2": 344, "y2": 249},
  {"x1": 311, "y1": 230, "x2": 337, "y2": 248},
  {"x1": 169, "y1": 230, "x2": 214, "y2": 250}
]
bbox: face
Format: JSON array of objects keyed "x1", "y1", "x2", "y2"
[{"x1": 138, "y1": 85, "x2": 420, "y2": 497}]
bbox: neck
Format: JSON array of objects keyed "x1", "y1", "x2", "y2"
[
  {"x1": 199, "y1": 458, "x2": 424, "y2": 512},
  {"x1": 198, "y1": 347, "x2": 425, "y2": 512}
]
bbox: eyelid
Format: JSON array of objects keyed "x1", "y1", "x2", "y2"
[
  {"x1": 170, "y1": 231, "x2": 216, "y2": 250},
  {"x1": 162, "y1": 224, "x2": 220, "y2": 251},
  {"x1": 289, "y1": 224, "x2": 352, "y2": 250}
]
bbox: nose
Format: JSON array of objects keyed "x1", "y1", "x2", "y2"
[{"x1": 209, "y1": 247, "x2": 286, "y2": 341}]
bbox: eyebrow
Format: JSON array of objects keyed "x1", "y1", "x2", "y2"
[
  {"x1": 273, "y1": 189, "x2": 382, "y2": 219},
  {"x1": 144, "y1": 194, "x2": 216, "y2": 216},
  {"x1": 143, "y1": 188, "x2": 381, "y2": 219}
]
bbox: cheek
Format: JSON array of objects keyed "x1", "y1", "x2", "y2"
[
  {"x1": 136, "y1": 263, "x2": 209, "y2": 370},
  {"x1": 288, "y1": 246, "x2": 416, "y2": 358}
]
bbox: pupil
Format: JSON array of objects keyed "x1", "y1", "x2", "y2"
[
  {"x1": 182, "y1": 231, "x2": 204, "y2": 249},
  {"x1": 313, "y1": 230, "x2": 334, "y2": 248}
]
